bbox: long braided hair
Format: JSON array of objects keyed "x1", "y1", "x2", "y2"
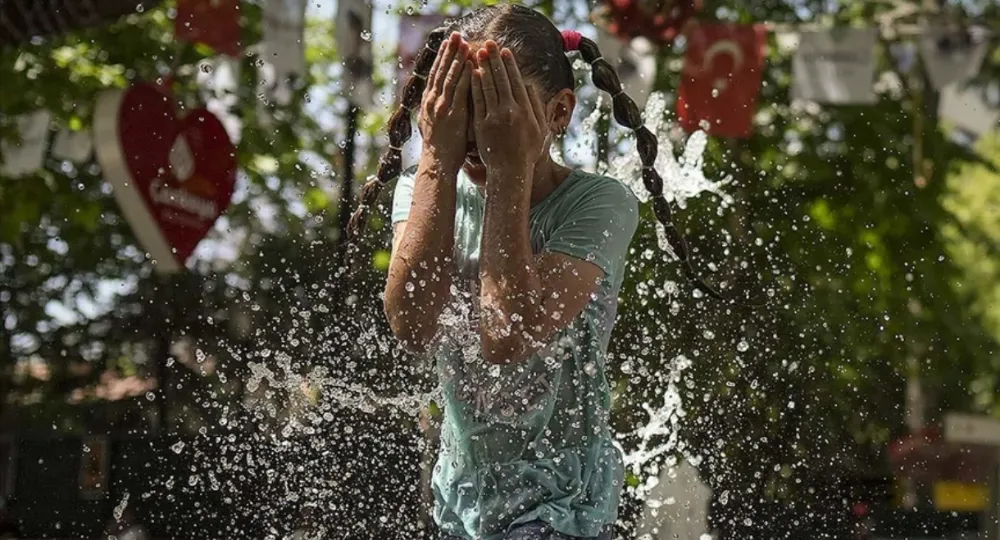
[{"x1": 348, "y1": 5, "x2": 722, "y2": 300}]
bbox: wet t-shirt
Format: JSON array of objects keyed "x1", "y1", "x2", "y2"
[{"x1": 391, "y1": 168, "x2": 639, "y2": 540}]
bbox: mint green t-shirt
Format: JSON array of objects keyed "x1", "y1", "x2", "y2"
[{"x1": 391, "y1": 168, "x2": 639, "y2": 540}]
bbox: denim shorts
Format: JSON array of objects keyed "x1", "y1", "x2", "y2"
[{"x1": 441, "y1": 520, "x2": 614, "y2": 540}]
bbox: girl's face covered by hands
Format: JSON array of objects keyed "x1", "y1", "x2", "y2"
[{"x1": 458, "y1": 39, "x2": 575, "y2": 186}]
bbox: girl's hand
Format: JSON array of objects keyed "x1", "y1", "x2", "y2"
[
  {"x1": 471, "y1": 41, "x2": 550, "y2": 179},
  {"x1": 418, "y1": 32, "x2": 473, "y2": 175}
]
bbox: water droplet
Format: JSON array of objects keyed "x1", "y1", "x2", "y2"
[
  {"x1": 583, "y1": 362, "x2": 597, "y2": 377},
  {"x1": 361, "y1": 30, "x2": 373, "y2": 42},
  {"x1": 737, "y1": 340, "x2": 749, "y2": 352},
  {"x1": 145, "y1": 392, "x2": 155, "y2": 401},
  {"x1": 405, "y1": 282, "x2": 415, "y2": 292},
  {"x1": 171, "y1": 441, "x2": 185, "y2": 454}
]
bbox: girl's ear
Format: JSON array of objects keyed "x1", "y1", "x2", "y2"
[{"x1": 546, "y1": 88, "x2": 576, "y2": 133}]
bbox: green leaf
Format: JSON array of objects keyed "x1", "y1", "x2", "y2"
[
  {"x1": 303, "y1": 187, "x2": 330, "y2": 213},
  {"x1": 372, "y1": 250, "x2": 391, "y2": 271}
]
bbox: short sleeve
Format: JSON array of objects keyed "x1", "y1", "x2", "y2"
[
  {"x1": 390, "y1": 166, "x2": 418, "y2": 225},
  {"x1": 542, "y1": 179, "x2": 639, "y2": 276}
]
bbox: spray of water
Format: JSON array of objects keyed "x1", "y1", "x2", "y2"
[{"x1": 160, "y1": 90, "x2": 728, "y2": 539}]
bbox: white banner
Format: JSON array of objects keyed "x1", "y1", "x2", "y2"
[
  {"x1": 198, "y1": 58, "x2": 243, "y2": 143},
  {"x1": 939, "y1": 83, "x2": 1000, "y2": 137},
  {"x1": 0, "y1": 110, "x2": 52, "y2": 178},
  {"x1": 336, "y1": 0, "x2": 375, "y2": 108},
  {"x1": 792, "y1": 28, "x2": 878, "y2": 104},
  {"x1": 595, "y1": 28, "x2": 656, "y2": 110},
  {"x1": 263, "y1": 0, "x2": 308, "y2": 83},
  {"x1": 919, "y1": 25, "x2": 988, "y2": 90},
  {"x1": 51, "y1": 128, "x2": 93, "y2": 163}
]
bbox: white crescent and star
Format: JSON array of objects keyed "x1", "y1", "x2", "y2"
[{"x1": 702, "y1": 40, "x2": 745, "y2": 92}]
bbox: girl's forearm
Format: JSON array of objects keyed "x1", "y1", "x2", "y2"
[
  {"x1": 384, "y1": 151, "x2": 458, "y2": 353},
  {"x1": 478, "y1": 166, "x2": 545, "y2": 364}
]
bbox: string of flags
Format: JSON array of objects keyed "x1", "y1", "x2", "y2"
[
  {"x1": 0, "y1": 0, "x2": 314, "y2": 179},
  {"x1": 2, "y1": 8, "x2": 996, "y2": 179},
  {"x1": 0, "y1": 1, "x2": 993, "y2": 275},
  {"x1": 673, "y1": 22, "x2": 994, "y2": 139}
]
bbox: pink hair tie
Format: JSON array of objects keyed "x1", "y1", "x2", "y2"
[{"x1": 561, "y1": 30, "x2": 582, "y2": 52}]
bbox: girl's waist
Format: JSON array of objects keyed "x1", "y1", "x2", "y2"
[{"x1": 439, "y1": 425, "x2": 617, "y2": 469}]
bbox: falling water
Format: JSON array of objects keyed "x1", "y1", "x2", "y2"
[{"x1": 160, "y1": 89, "x2": 729, "y2": 539}]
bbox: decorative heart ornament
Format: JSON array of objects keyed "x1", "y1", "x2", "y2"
[{"x1": 94, "y1": 82, "x2": 236, "y2": 272}]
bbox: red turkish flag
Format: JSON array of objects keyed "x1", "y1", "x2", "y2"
[
  {"x1": 175, "y1": 0, "x2": 241, "y2": 57},
  {"x1": 677, "y1": 23, "x2": 766, "y2": 138}
]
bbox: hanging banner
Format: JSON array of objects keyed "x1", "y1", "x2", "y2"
[
  {"x1": 336, "y1": 0, "x2": 375, "y2": 107},
  {"x1": 396, "y1": 14, "x2": 448, "y2": 99},
  {"x1": 51, "y1": 128, "x2": 93, "y2": 163},
  {"x1": 198, "y1": 58, "x2": 243, "y2": 144},
  {"x1": 939, "y1": 84, "x2": 999, "y2": 138},
  {"x1": 175, "y1": 0, "x2": 241, "y2": 57},
  {"x1": 792, "y1": 28, "x2": 878, "y2": 105},
  {"x1": 93, "y1": 82, "x2": 237, "y2": 273},
  {"x1": 0, "y1": 110, "x2": 51, "y2": 178},
  {"x1": 592, "y1": 0, "x2": 702, "y2": 45},
  {"x1": 595, "y1": 28, "x2": 656, "y2": 110},
  {"x1": 919, "y1": 26, "x2": 988, "y2": 90},
  {"x1": 677, "y1": 23, "x2": 766, "y2": 138},
  {"x1": 263, "y1": 0, "x2": 308, "y2": 84}
]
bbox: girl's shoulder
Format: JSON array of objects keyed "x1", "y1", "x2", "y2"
[{"x1": 564, "y1": 170, "x2": 639, "y2": 208}]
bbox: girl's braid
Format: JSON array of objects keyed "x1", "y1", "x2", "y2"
[
  {"x1": 346, "y1": 27, "x2": 450, "y2": 239},
  {"x1": 575, "y1": 35, "x2": 723, "y2": 300}
]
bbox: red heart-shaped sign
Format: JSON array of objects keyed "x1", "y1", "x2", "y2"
[{"x1": 94, "y1": 82, "x2": 236, "y2": 272}]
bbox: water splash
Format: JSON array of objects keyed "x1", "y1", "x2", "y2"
[
  {"x1": 156, "y1": 90, "x2": 730, "y2": 540},
  {"x1": 611, "y1": 92, "x2": 732, "y2": 209},
  {"x1": 622, "y1": 355, "x2": 695, "y2": 481}
]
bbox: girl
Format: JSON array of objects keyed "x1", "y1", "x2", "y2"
[{"x1": 349, "y1": 5, "x2": 715, "y2": 540}]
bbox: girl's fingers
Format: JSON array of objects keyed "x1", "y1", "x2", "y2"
[
  {"x1": 433, "y1": 33, "x2": 461, "y2": 94},
  {"x1": 452, "y1": 61, "x2": 473, "y2": 112},
  {"x1": 476, "y1": 50, "x2": 498, "y2": 108},
  {"x1": 470, "y1": 69, "x2": 487, "y2": 123},
  {"x1": 501, "y1": 48, "x2": 530, "y2": 107},
  {"x1": 442, "y1": 44, "x2": 469, "y2": 103},
  {"x1": 485, "y1": 41, "x2": 512, "y2": 104},
  {"x1": 425, "y1": 39, "x2": 446, "y2": 91}
]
